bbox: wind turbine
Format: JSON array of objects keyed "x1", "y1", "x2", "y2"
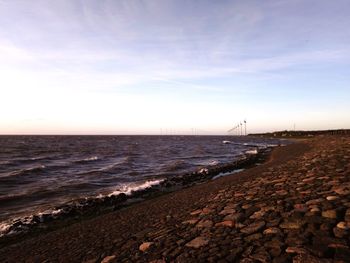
[{"x1": 244, "y1": 119, "x2": 247, "y2": 136}]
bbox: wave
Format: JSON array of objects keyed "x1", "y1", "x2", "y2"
[
  {"x1": 0, "y1": 165, "x2": 46, "y2": 178},
  {"x1": 74, "y1": 156, "x2": 99, "y2": 164},
  {"x1": 108, "y1": 179, "x2": 164, "y2": 196},
  {"x1": 163, "y1": 160, "x2": 189, "y2": 172}
]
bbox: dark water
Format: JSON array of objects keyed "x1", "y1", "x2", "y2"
[{"x1": 0, "y1": 135, "x2": 281, "y2": 229}]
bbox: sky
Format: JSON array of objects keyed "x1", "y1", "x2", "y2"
[{"x1": 0, "y1": 0, "x2": 349, "y2": 135}]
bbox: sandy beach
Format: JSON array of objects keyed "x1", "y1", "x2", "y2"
[{"x1": 1, "y1": 135, "x2": 350, "y2": 262}]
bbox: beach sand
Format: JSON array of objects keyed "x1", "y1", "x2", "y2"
[{"x1": 1, "y1": 136, "x2": 350, "y2": 262}]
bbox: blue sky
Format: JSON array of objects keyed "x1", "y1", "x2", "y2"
[{"x1": 0, "y1": 0, "x2": 349, "y2": 134}]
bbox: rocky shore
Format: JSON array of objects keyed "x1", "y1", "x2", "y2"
[{"x1": 1, "y1": 136, "x2": 350, "y2": 262}]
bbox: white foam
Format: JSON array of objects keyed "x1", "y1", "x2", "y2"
[
  {"x1": 212, "y1": 169, "x2": 245, "y2": 180},
  {"x1": 83, "y1": 156, "x2": 99, "y2": 162},
  {"x1": 108, "y1": 179, "x2": 164, "y2": 196},
  {"x1": 245, "y1": 149, "x2": 258, "y2": 155}
]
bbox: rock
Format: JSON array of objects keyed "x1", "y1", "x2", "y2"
[
  {"x1": 244, "y1": 233, "x2": 262, "y2": 242},
  {"x1": 321, "y1": 209, "x2": 337, "y2": 219},
  {"x1": 293, "y1": 204, "x2": 308, "y2": 212},
  {"x1": 333, "y1": 185, "x2": 350, "y2": 195},
  {"x1": 223, "y1": 212, "x2": 245, "y2": 222},
  {"x1": 139, "y1": 242, "x2": 154, "y2": 252},
  {"x1": 292, "y1": 253, "x2": 332, "y2": 263},
  {"x1": 337, "y1": 221, "x2": 349, "y2": 229},
  {"x1": 219, "y1": 208, "x2": 235, "y2": 215},
  {"x1": 185, "y1": 236, "x2": 209, "y2": 248},
  {"x1": 215, "y1": 220, "x2": 234, "y2": 227},
  {"x1": 326, "y1": 196, "x2": 338, "y2": 201},
  {"x1": 101, "y1": 255, "x2": 116, "y2": 263},
  {"x1": 182, "y1": 219, "x2": 198, "y2": 225},
  {"x1": 345, "y1": 208, "x2": 350, "y2": 222},
  {"x1": 286, "y1": 247, "x2": 308, "y2": 254},
  {"x1": 264, "y1": 239, "x2": 284, "y2": 249},
  {"x1": 333, "y1": 227, "x2": 348, "y2": 238},
  {"x1": 280, "y1": 220, "x2": 304, "y2": 229},
  {"x1": 263, "y1": 227, "x2": 282, "y2": 235},
  {"x1": 306, "y1": 198, "x2": 325, "y2": 205},
  {"x1": 310, "y1": 207, "x2": 321, "y2": 213},
  {"x1": 201, "y1": 207, "x2": 213, "y2": 214},
  {"x1": 240, "y1": 221, "x2": 265, "y2": 234},
  {"x1": 196, "y1": 220, "x2": 213, "y2": 228},
  {"x1": 250, "y1": 249, "x2": 271, "y2": 262},
  {"x1": 190, "y1": 209, "x2": 202, "y2": 215}
]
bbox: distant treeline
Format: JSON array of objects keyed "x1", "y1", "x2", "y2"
[{"x1": 249, "y1": 129, "x2": 350, "y2": 137}]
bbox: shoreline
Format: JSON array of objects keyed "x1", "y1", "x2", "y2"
[
  {"x1": 0, "y1": 142, "x2": 274, "y2": 246},
  {"x1": 2, "y1": 136, "x2": 349, "y2": 262}
]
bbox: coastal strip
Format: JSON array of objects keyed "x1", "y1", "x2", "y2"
[{"x1": 1, "y1": 136, "x2": 350, "y2": 262}]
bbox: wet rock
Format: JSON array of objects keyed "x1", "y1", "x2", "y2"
[
  {"x1": 100, "y1": 255, "x2": 116, "y2": 263},
  {"x1": 182, "y1": 219, "x2": 198, "y2": 225},
  {"x1": 336, "y1": 221, "x2": 349, "y2": 230},
  {"x1": 292, "y1": 253, "x2": 332, "y2": 263},
  {"x1": 196, "y1": 220, "x2": 213, "y2": 228},
  {"x1": 326, "y1": 196, "x2": 338, "y2": 201},
  {"x1": 223, "y1": 212, "x2": 245, "y2": 222},
  {"x1": 244, "y1": 233, "x2": 262, "y2": 242},
  {"x1": 333, "y1": 226, "x2": 348, "y2": 238},
  {"x1": 263, "y1": 227, "x2": 282, "y2": 235},
  {"x1": 250, "y1": 249, "x2": 271, "y2": 262},
  {"x1": 185, "y1": 236, "x2": 209, "y2": 248},
  {"x1": 345, "y1": 208, "x2": 350, "y2": 222},
  {"x1": 306, "y1": 198, "x2": 325, "y2": 206},
  {"x1": 280, "y1": 219, "x2": 304, "y2": 229},
  {"x1": 139, "y1": 242, "x2": 154, "y2": 252},
  {"x1": 285, "y1": 247, "x2": 307, "y2": 254},
  {"x1": 240, "y1": 221, "x2": 265, "y2": 235},
  {"x1": 215, "y1": 220, "x2": 234, "y2": 227},
  {"x1": 321, "y1": 209, "x2": 337, "y2": 219}
]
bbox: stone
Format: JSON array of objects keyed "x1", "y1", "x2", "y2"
[
  {"x1": 139, "y1": 242, "x2": 154, "y2": 252},
  {"x1": 215, "y1": 220, "x2": 234, "y2": 227},
  {"x1": 286, "y1": 247, "x2": 308, "y2": 254},
  {"x1": 292, "y1": 253, "x2": 332, "y2": 263},
  {"x1": 244, "y1": 233, "x2": 262, "y2": 242},
  {"x1": 223, "y1": 213, "x2": 245, "y2": 222},
  {"x1": 190, "y1": 209, "x2": 202, "y2": 215},
  {"x1": 321, "y1": 209, "x2": 337, "y2": 219},
  {"x1": 333, "y1": 186, "x2": 350, "y2": 195},
  {"x1": 345, "y1": 209, "x2": 350, "y2": 222},
  {"x1": 185, "y1": 236, "x2": 209, "y2": 248},
  {"x1": 263, "y1": 227, "x2": 282, "y2": 235},
  {"x1": 182, "y1": 219, "x2": 198, "y2": 225},
  {"x1": 196, "y1": 220, "x2": 213, "y2": 228},
  {"x1": 101, "y1": 255, "x2": 116, "y2": 263},
  {"x1": 337, "y1": 221, "x2": 349, "y2": 229},
  {"x1": 306, "y1": 198, "x2": 325, "y2": 205},
  {"x1": 333, "y1": 227, "x2": 348, "y2": 238},
  {"x1": 280, "y1": 220, "x2": 304, "y2": 229},
  {"x1": 240, "y1": 221, "x2": 265, "y2": 234},
  {"x1": 326, "y1": 196, "x2": 338, "y2": 201}
]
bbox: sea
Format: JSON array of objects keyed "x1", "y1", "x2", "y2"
[{"x1": 0, "y1": 135, "x2": 282, "y2": 234}]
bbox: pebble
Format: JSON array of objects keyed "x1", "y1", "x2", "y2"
[
  {"x1": 139, "y1": 242, "x2": 154, "y2": 252},
  {"x1": 321, "y1": 210, "x2": 337, "y2": 219},
  {"x1": 215, "y1": 220, "x2": 234, "y2": 227},
  {"x1": 185, "y1": 237, "x2": 209, "y2": 248},
  {"x1": 100, "y1": 255, "x2": 116, "y2": 263},
  {"x1": 326, "y1": 196, "x2": 338, "y2": 201},
  {"x1": 240, "y1": 221, "x2": 265, "y2": 234}
]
